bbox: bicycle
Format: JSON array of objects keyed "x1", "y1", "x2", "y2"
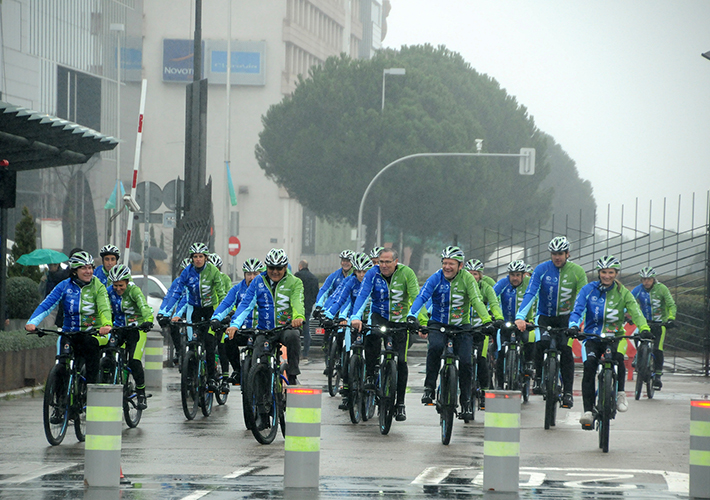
[
  {"x1": 469, "y1": 325, "x2": 493, "y2": 415},
  {"x1": 531, "y1": 325, "x2": 571, "y2": 430},
  {"x1": 174, "y1": 320, "x2": 214, "y2": 420},
  {"x1": 99, "y1": 324, "x2": 152, "y2": 428},
  {"x1": 572, "y1": 331, "x2": 636, "y2": 453},
  {"x1": 499, "y1": 322, "x2": 535, "y2": 403},
  {"x1": 321, "y1": 319, "x2": 345, "y2": 397},
  {"x1": 244, "y1": 324, "x2": 292, "y2": 444},
  {"x1": 346, "y1": 326, "x2": 368, "y2": 424},
  {"x1": 430, "y1": 324, "x2": 471, "y2": 445},
  {"x1": 209, "y1": 320, "x2": 231, "y2": 406},
  {"x1": 29, "y1": 328, "x2": 94, "y2": 446},
  {"x1": 634, "y1": 320, "x2": 672, "y2": 400},
  {"x1": 373, "y1": 323, "x2": 410, "y2": 435}
]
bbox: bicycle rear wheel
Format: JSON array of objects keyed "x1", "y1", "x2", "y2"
[
  {"x1": 123, "y1": 369, "x2": 142, "y2": 428},
  {"x1": 348, "y1": 354, "x2": 363, "y2": 424},
  {"x1": 440, "y1": 364, "x2": 457, "y2": 445},
  {"x1": 181, "y1": 351, "x2": 199, "y2": 420},
  {"x1": 73, "y1": 364, "x2": 87, "y2": 442},
  {"x1": 216, "y1": 373, "x2": 229, "y2": 406},
  {"x1": 634, "y1": 344, "x2": 647, "y2": 400},
  {"x1": 241, "y1": 355, "x2": 254, "y2": 430},
  {"x1": 247, "y1": 363, "x2": 279, "y2": 444},
  {"x1": 363, "y1": 366, "x2": 377, "y2": 422},
  {"x1": 43, "y1": 364, "x2": 69, "y2": 446},
  {"x1": 378, "y1": 360, "x2": 396, "y2": 435},
  {"x1": 543, "y1": 356, "x2": 558, "y2": 430},
  {"x1": 200, "y1": 361, "x2": 214, "y2": 417},
  {"x1": 327, "y1": 336, "x2": 340, "y2": 397},
  {"x1": 646, "y1": 353, "x2": 656, "y2": 399}
]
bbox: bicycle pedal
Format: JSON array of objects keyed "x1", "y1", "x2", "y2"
[{"x1": 581, "y1": 423, "x2": 594, "y2": 431}]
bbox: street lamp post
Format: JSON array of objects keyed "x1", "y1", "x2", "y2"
[
  {"x1": 356, "y1": 149, "x2": 536, "y2": 250},
  {"x1": 110, "y1": 23, "x2": 125, "y2": 246},
  {"x1": 381, "y1": 68, "x2": 406, "y2": 111}
]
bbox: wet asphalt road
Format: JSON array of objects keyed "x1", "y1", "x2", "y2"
[{"x1": 1, "y1": 345, "x2": 708, "y2": 499}]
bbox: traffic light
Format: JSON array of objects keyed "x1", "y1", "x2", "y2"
[{"x1": 0, "y1": 160, "x2": 16, "y2": 209}]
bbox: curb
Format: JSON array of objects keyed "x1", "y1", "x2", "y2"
[{"x1": 0, "y1": 384, "x2": 44, "y2": 400}]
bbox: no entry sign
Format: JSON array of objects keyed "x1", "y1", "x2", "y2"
[{"x1": 228, "y1": 236, "x2": 241, "y2": 256}]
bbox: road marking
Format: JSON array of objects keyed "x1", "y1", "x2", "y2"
[
  {"x1": 411, "y1": 466, "x2": 464, "y2": 484},
  {"x1": 223, "y1": 467, "x2": 254, "y2": 479},
  {"x1": 0, "y1": 463, "x2": 78, "y2": 484},
  {"x1": 663, "y1": 471, "x2": 689, "y2": 493},
  {"x1": 180, "y1": 491, "x2": 210, "y2": 500},
  {"x1": 563, "y1": 473, "x2": 637, "y2": 490}
]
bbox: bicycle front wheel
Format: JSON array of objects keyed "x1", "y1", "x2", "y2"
[
  {"x1": 598, "y1": 368, "x2": 614, "y2": 453},
  {"x1": 241, "y1": 355, "x2": 254, "y2": 430},
  {"x1": 327, "y1": 336, "x2": 340, "y2": 397},
  {"x1": 43, "y1": 364, "x2": 69, "y2": 446},
  {"x1": 378, "y1": 360, "x2": 396, "y2": 435},
  {"x1": 73, "y1": 365, "x2": 87, "y2": 442},
  {"x1": 200, "y1": 359, "x2": 213, "y2": 417},
  {"x1": 181, "y1": 351, "x2": 199, "y2": 420},
  {"x1": 123, "y1": 369, "x2": 142, "y2": 428},
  {"x1": 247, "y1": 363, "x2": 279, "y2": 444},
  {"x1": 99, "y1": 354, "x2": 118, "y2": 384},
  {"x1": 348, "y1": 354, "x2": 363, "y2": 424},
  {"x1": 543, "y1": 356, "x2": 558, "y2": 430},
  {"x1": 646, "y1": 352, "x2": 656, "y2": 399},
  {"x1": 440, "y1": 364, "x2": 457, "y2": 445},
  {"x1": 505, "y1": 348, "x2": 519, "y2": 391},
  {"x1": 634, "y1": 344, "x2": 647, "y2": 400}
]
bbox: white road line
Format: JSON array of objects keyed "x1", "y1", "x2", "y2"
[
  {"x1": 663, "y1": 471, "x2": 689, "y2": 493},
  {"x1": 180, "y1": 491, "x2": 210, "y2": 500},
  {"x1": 0, "y1": 463, "x2": 78, "y2": 484},
  {"x1": 223, "y1": 467, "x2": 254, "y2": 479},
  {"x1": 411, "y1": 466, "x2": 463, "y2": 485}
]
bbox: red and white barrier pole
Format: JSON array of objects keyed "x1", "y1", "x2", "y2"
[{"x1": 123, "y1": 79, "x2": 148, "y2": 264}]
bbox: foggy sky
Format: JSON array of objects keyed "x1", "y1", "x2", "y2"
[{"x1": 383, "y1": 1, "x2": 710, "y2": 233}]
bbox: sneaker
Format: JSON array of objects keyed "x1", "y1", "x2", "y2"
[
  {"x1": 421, "y1": 387, "x2": 434, "y2": 405},
  {"x1": 579, "y1": 411, "x2": 594, "y2": 426},
  {"x1": 525, "y1": 362, "x2": 535, "y2": 376},
  {"x1": 228, "y1": 370, "x2": 241, "y2": 385},
  {"x1": 459, "y1": 401, "x2": 473, "y2": 422},
  {"x1": 364, "y1": 376, "x2": 376, "y2": 390},
  {"x1": 288, "y1": 375, "x2": 299, "y2": 385},
  {"x1": 532, "y1": 378, "x2": 542, "y2": 395},
  {"x1": 479, "y1": 390, "x2": 486, "y2": 411},
  {"x1": 395, "y1": 404, "x2": 407, "y2": 422},
  {"x1": 137, "y1": 394, "x2": 148, "y2": 411},
  {"x1": 301, "y1": 357, "x2": 310, "y2": 365},
  {"x1": 653, "y1": 377, "x2": 662, "y2": 390},
  {"x1": 338, "y1": 398, "x2": 349, "y2": 410},
  {"x1": 50, "y1": 408, "x2": 64, "y2": 424},
  {"x1": 562, "y1": 392, "x2": 573, "y2": 409},
  {"x1": 617, "y1": 392, "x2": 628, "y2": 412},
  {"x1": 207, "y1": 379, "x2": 218, "y2": 393},
  {"x1": 220, "y1": 379, "x2": 230, "y2": 394}
]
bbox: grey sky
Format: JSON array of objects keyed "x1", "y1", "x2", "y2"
[{"x1": 383, "y1": 1, "x2": 710, "y2": 232}]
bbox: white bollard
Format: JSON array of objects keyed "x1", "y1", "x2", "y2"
[
  {"x1": 483, "y1": 390, "x2": 521, "y2": 492},
  {"x1": 690, "y1": 398, "x2": 710, "y2": 500},
  {"x1": 84, "y1": 384, "x2": 122, "y2": 487},
  {"x1": 284, "y1": 387, "x2": 322, "y2": 489},
  {"x1": 143, "y1": 332, "x2": 163, "y2": 390}
]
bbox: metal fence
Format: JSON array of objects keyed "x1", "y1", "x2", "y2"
[{"x1": 474, "y1": 192, "x2": 710, "y2": 376}]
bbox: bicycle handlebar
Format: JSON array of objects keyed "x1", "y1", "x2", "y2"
[{"x1": 27, "y1": 327, "x2": 96, "y2": 338}]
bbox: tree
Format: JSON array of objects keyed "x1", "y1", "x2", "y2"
[
  {"x1": 256, "y1": 45, "x2": 554, "y2": 269},
  {"x1": 8, "y1": 206, "x2": 41, "y2": 282}
]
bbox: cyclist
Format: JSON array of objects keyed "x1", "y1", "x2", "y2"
[
  {"x1": 225, "y1": 249, "x2": 305, "y2": 385},
  {"x1": 568, "y1": 256, "x2": 651, "y2": 426},
  {"x1": 94, "y1": 244, "x2": 121, "y2": 287},
  {"x1": 409, "y1": 246, "x2": 495, "y2": 421},
  {"x1": 157, "y1": 257, "x2": 190, "y2": 364},
  {"x1": 524, "y1": 263, "x2": 534, "y2": 278},
  {"x1": 162, "y1": 243, "x2": 226, "y2": 391},
  {"x1": 209, "y1": 253, "x2": 233, "y2": 393},
  {"x1": 211, "y1": 258, "x2": 263, "y2": 385},
  {"x1": 465, "y1": 259, "x2": 497, "y2": 288},
  {"x1": 465, "y1": 258, "x2": 505, "y2": 400},
  {"x1": 321, "y1": 252, "x2": 373, "y2": 409},
  {"x1": 25, "y1": 251, "x2": 113, "y2": 385},
  {"x1": 494, "y1": 260, "x2": 536, "y2": 389},
  {"x1": 313, "y1": 249, "x2": 354, "y2": 315},
  {"x1": 370, "y1": 246, "x2": 385, "y2": 266},
  {"x1": 106, "y1": 264, "x2": 154, "y2": 409},
  {"x1": 631, "y1": 266, "x2": 677, "y2": 390},
  {"x1": 351, "y1": 248, "x2": 419, "y2": 422},
  {"x1": 514, "y1": 236, "x2": 587, "y2": 407}
]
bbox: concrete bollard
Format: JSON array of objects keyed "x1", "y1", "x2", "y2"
[
  {"x1": 284, "y1": 387, "x2": 322, "y2": 489},
  {"x1": 483, "y1": 390, "x2": 521, "y2": 492},
  {"x1": 144, "y1": 332, "x2": 163, "y2": 390},
  {"x1": 690, "y1": 398, "x2": 710, "y2": 500},
  {"x1": 84, "y1": 384, "x2": 123, "y2": 488}
]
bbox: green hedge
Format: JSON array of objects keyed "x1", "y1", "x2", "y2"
[
  {"x1": 0, "y1": 331, "x2": 58, "y2": 353},
  {"x1": 6, "y1": 277, "x2": 41, "y2": 319}
]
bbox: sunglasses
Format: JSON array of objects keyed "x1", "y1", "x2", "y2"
[{"x1": 267, "y1": 265, "x2": 286, "y2": 271}]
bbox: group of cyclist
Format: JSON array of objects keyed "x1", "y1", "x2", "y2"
[{"x1": 24, "y1": 235, "x2": 676, "y2": 433}]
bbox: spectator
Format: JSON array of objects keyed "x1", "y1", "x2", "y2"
[{"x1": 295, "y1": 259, "x2": 319, "y2": 362}]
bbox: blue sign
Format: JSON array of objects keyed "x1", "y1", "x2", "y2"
[
  {"x1": 163, "y1": 39, "x2": 203, "y2": 82},
  {"x1": 211, "y1": 50, "x2": 261, "y2": 74}
]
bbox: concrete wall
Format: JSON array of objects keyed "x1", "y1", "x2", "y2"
[{"x1": 0, "y1": 346, "x2": 55, "y2": 392}]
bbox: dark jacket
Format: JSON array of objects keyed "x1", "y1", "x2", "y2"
[{"x1": 295, "y1": 267, "x2": 319, "y2": 316}]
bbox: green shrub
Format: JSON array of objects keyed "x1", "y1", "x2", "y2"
[
  {"x1": 0, "y1": 330, "x2": 58, "y2": 352},
  {"x1": 6, "y1": 277, "x2": 41, "y2": 319}
]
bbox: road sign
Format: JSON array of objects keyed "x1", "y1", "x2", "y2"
[
  {"x1": 162, "y1": 179, "x2": 184, "y2": 210},
  {"x1": 135, "y1": 181, "x2": 164, "y2": 213},
  {"x1": 228, "y1": 236, "x2": 241, "y2": 256}
]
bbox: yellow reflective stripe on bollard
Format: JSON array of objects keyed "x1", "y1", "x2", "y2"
[
  {"x1": 690, "y1": 450, "x2": 710, "y2": 467},
  {"x1": 85, "y1": 434, "x2": 122, "y2": 451},
  {"x1": 144, "y1": 362, "x2": 163, "y2": 370},
  {"x1": 285, "y1": 436, "x2": 320, "y2": 452},
  {"x1": 485, "y1": 412, "x2": 520, "y2": 428},
  {"x1": 145, "y1": 347, "x2": 162, "y2": 355},
  {"x1": 484, "y1": 440, "x2": 520, "y2": 457},
  {"x1": 690, "y1": 421, "x2": 710, "y2": 437},
  {"x1": 285, "y1": 407, "x2": 321, "y2": 424},
  {"x1": 86, "y1": 406, "x2": 122, "y2": 422}
]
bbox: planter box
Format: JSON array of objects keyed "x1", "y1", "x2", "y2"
[{"x1": 0, "y1": 345, "x2": 56, "y2": 392}]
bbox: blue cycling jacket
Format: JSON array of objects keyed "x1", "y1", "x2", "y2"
[
  {"x1": 315, "y1": 267, "x2": 352, "y2": 307},
  {"x1": 516, "y1": 260, "x2": 587, "y2": 320},
  {"x1": 324, "y1": 274, "x2": 363, "y2": 321},
  {"x1": 212, "y1": 279, "x2": 256, "y2": 328}
]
